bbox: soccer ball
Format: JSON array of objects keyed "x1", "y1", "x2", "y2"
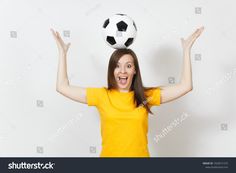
[{"x1": 102, "y1": 14, "x2": 137, "y2": 49}]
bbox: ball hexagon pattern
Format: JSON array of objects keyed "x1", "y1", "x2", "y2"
[{"x1": 102, "y1": 14, "x2": 137, "y2": 49}]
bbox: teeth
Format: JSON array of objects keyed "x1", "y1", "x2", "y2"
[{"x1": 118, "y1": 77, "x2": 128, "y2": 80}]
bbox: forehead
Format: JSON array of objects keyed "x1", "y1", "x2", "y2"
[{"x1": 118, "y1": 54, "x2": 134, "y2": 64}]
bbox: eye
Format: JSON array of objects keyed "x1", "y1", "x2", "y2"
[
  {"x1": 127, "y1": 64, "x2": 132, "y2": 68},
  {"x1": 116, "y1": 64, "x2": 120, "y2": 68}
]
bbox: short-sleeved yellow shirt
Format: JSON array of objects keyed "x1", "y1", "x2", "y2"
[{"x1": 86, "y1": 87, "x2": 161, "y2": 157}]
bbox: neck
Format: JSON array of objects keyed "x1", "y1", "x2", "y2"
[
  {"x1": 119, "y1": 89, "x2": 129, "y2": 93},
  {"x1": 117, "y1": 88, "x2": 133, "y2": 93}
]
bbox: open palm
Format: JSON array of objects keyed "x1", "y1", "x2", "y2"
[
  {"x1": 181, "y1": 26, "x2": 204, "y2": 51},
  {"x1": 50, "y1": 28, "x2": 71, "y2": 55}
]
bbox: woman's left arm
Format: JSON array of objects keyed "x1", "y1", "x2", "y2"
[{"x1": 160, "y1": 26, "x2": 204, "y2": 104}]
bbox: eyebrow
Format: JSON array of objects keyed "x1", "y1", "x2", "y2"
[{"x1": 117, "y1": 61, "x2": 134, "y2": 64}]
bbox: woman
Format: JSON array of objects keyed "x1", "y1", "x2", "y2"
[{"x1": 50, "y1": 26, "x2": 204, "y2": 157}]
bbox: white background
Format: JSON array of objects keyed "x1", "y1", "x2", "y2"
[{"x1": 0, "y1": 0, "x2": 235, "y2": 157}]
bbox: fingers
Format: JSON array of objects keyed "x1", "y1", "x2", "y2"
[
  {"x1": 197, "y1": 27, "x2": 204, "y2": 36},
  {"x1": 50, "y1": 28, "x2": 65, "y2": 45},
  {"x1": 191, "y1": 26, "x2": 204, "y2": 41},
  {"x1": 50, "y1": 28, "x2": 58, "y2": 39},
  {"x1": 181, "y1": 26, "x2": 204, "y2": 49},
  {"x1": 196, "y1": 26, "x2": 204, "y2": 35},
  {"x1": 50, "y1": 28, "x2": 61, "y2": 39},
  {"x1": 50, "y1": 28, "x2": 71, "y2": 53},
  {"x1": 50, "y1": 29, "x2": 62, "y2": 45},
  {"x1": 193, "y1": 29, "x2": 200, "y2": 37},
  {"x1": 56, "y1": 31, "x2": 63, "y2": 42},
  {"x1": 53, "y1": 30, "x2": 65, "y2": 44},
  {"x1": 199, "y1": 26, "x2": 204, "y2": 31}
]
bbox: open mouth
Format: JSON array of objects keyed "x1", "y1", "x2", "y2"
[{"x1": 118, "y1": 76, "x2": 128, "y2": 85}]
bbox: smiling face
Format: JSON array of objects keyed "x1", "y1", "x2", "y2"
[{"x1": 114, "y1": 54, "x2": 136, "y2": 92}]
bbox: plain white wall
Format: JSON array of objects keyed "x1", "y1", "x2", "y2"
[{"x1": 0, "y1": 0, "x2": 235, "y2": 157}]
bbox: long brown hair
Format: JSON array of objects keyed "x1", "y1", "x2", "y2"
[{"x1": 107, "y1": 49, "x2": 153, "y2": 114}]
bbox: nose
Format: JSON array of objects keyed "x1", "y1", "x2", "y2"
[{"x1": 120, "y1": 66, "x2": 126, "y2": 73}]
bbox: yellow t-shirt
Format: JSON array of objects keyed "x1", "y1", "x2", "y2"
[{"x1": 86, "y1": 87, "x2": 161, "y2": 157}]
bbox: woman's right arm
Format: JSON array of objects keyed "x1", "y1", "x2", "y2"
[{"x1": 51, "y1": 29, "x2": 87, "y2": 104}]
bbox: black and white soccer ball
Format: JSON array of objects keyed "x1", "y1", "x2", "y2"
[{"x1": 102, "y1": 14, "x2": 137, "y2": 49}]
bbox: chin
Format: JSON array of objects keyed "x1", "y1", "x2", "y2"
[{"x1": 117, "y1": 84, "x2": 130, "y2": 90}]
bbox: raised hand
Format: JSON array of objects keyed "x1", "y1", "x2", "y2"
[
  {"x1": 50, "y1": 28, "x2": 71, "y2": 55},
  {"x1": 181, "y1": 26, "x2": 204, "y2": 51}
]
